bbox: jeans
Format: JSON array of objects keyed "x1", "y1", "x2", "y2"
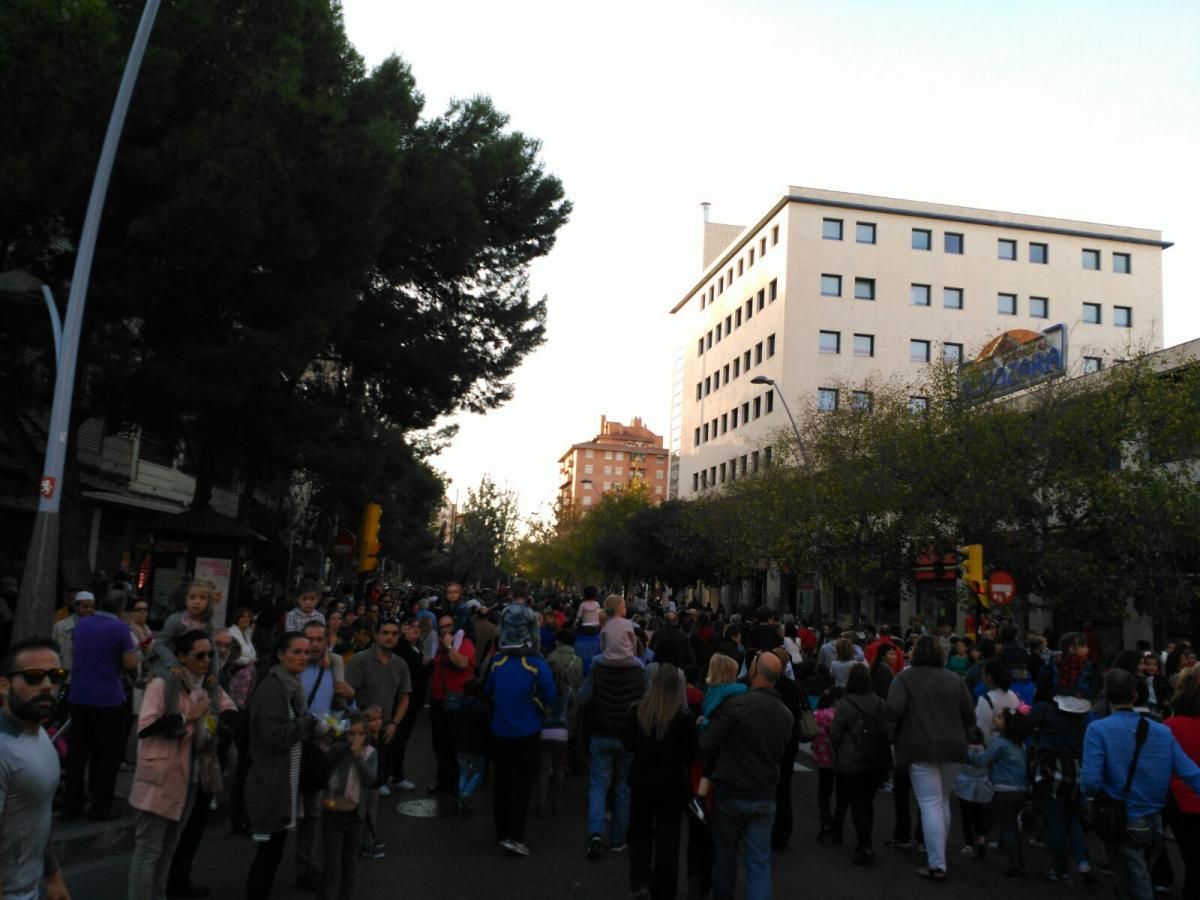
[
  {"x1": 710, "y1": 793, "x2": 776, "y2": 900},
  {"x1": 628, "y1": 789, "x2": 684, "y2": 900},
  {"x1": 458, "y1": 753, "x2": 486, "y2": 799},
  {"x1": 429, "y1": 699, "x2": 459, "y2": 792},
  {"x1": 1167, "y1": 806, "x2": 1200, "y2": 899},
  {"x1": 492, "y1": 733, "x2": 540, "y2": 843},
  {"x1": 167, "y1": 787, "x2": 209, "y2": 889},
  {"x1": 892, "y1": 764, "x2": 914, "y2": 841},
  {"x1": 296, "y1": 791, "x2": 322, "y2": 880},
  {"x1": 538, "y1": 739, "x2": 567, "y2": 814},
  {"x1": 128, "y1": 780, "x2": 198, "y2": 900},
  {"x1": 1036, "y1": 785, "x2": 1088, "y2": 875},
  {"x1": 834, "y1": 770, "x2": 882, "y2": 851},
  {"x1": 65, "y1": 703, "x2": 126, "y2": 819},
  {"x1": 910, "y1": 761, "x2": 959, "y2": 872},
  {"x1": 588, "y1": 735, "x2": 632, "y2": 843},
  {"x1": 992, "y1": 790, "x2": 1026, "y2": 871},
  {"x1": 318, "y1": 811, "x2": 362, "y2": 900},
  {"x1": 1106, "y1": 814, "x2": 1162, "y2": 900},
  {"x1": 245, "y1": 830, "x2": 289, "y2": 899}
]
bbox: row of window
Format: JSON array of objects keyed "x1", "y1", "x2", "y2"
[
  {"x1": 699, "y1": 226, "x2": 782, "y2": 310},
  {"x1": 821, "y1": 274, "x2": 1133, "y2": 325},
  {"x1": 692, "y1": 446, "x2": 774, "y2": 491},
  {"x1": 696, "y1": 335, "x2": 776, "y2": 398},
  {"x1": 580, "y1": 483, "x2": 665, "y2": 506},
  {"x1": 582, "y1": 449, "x2": 665, "y2": 461},
  {"x1": 697, "y1": 280, "x2": 779, "y2": 355},
  {"x1": 693, "y1": 392, "x2": 774, "y2": 447},
  {"x1": 581, "y1": 463, "x2": 668, "y2": 479},
  {"x1": 821, "y1": 217, "x2": 1133, "y2": 272}
]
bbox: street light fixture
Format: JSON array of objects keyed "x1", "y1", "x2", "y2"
[
  {"x1": 0, "y1": 271, "x2": 61, "y2": 364},
  {"x1": 750, "y1": 375, "x2": 812, "y2": 468}
]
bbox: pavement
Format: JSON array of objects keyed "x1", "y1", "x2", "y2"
[{"x1": 64, "y1": 719, "x2": 1190, "y2": 899}]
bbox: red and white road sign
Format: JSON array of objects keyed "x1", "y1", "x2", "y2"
[
  {"x1": 40, "y1": 476, "x2": 56, "y2": 499},
  {"x1": 988, "y1": 570, "x2": 1016, "y2": 607}
]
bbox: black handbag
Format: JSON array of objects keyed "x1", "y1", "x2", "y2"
[{"x1": 1091, "y1": 715, "x2": 1149, "y2": 842}]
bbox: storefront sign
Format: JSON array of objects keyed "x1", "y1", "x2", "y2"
[
  {"x1": 959, "y1": 325, "x2": 1067, "y2": 403},
  {"x1": 195, "y1": 557, "x2": 232, "y2": 625}
]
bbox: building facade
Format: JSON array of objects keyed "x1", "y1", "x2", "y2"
[
  {"x1": 673, "y1": 186, "x2": 1169, "y2": 499},
  {"x1": 557, "y1": 416, "x2": 668, "y2": 511}
]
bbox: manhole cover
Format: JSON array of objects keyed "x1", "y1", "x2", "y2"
[{"x1": 395, "y1": 798, "x2": 460, "y2": 818}]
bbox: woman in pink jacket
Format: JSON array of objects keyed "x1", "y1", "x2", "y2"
[{"x1": 127, "y1": 630, "x2": 236, "y2": 900}]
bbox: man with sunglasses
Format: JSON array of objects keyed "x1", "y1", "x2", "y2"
[
  {"x1": 0, "y1": 638, "x2": 71, "y2": 900},
  {"x1": 63, "y1": 589, "x2": 139, "y2": 822}
]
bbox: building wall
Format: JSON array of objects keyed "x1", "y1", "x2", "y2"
[
  {"x1": 558, "y1": 418, "x2": 669, "y2": 510},
  {"x1": 676, "y1": 188, "x2": 1167, "y2": 498}
]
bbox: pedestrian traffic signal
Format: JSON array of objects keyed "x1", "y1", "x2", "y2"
[{"x1": 358, "y1": 503, "x2": 382, "y2": 573}]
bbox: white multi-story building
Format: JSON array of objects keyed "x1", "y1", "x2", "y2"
[{"x1": 673, "y1": 187, "x2": 1169, "y2": 498}]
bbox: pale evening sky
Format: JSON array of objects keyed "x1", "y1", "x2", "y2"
[{"x1": 342, "y1": 0, "x2": 1200, "y2": 521}]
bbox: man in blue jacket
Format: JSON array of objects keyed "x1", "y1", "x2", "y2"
[{"x1": 1081, "y1": 668, "x2": 1200, "y2": 899}]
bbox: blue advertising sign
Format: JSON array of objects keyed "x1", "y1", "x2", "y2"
[{"x1": 959, "y1": 324, "x2": 1068, "y2": 404}]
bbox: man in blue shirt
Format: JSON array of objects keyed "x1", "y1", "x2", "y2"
[
  {"x1": 1081, "y1": 668, "x2": 1200, "y2": 899},
  {"x1": 63, "y1": 589, "x2": 138, "y2": 821}
]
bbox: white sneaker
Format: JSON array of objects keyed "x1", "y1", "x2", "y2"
[
  {"x1": 505, "y1": 841, "x2": 531, "y2": 857},
  {"x1": 397, "y1": 780, "x2": 416, "y2": 790},
  {"x1": 378, "y1": 784, "x2": 392, "y2": 797}
]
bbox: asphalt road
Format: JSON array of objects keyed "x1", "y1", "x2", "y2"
[{"x1": 66, "y1": 717, "x2": 1189, "y2": 899}]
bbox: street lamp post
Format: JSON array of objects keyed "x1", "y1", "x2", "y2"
[
  {"x1": 13, "y1": 0, "x2": 163, "y2": 642},
  {"x1": 750, "y1": 375, "x2": 812, "y2": 469}
]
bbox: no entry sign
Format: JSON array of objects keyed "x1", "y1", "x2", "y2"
[{"x1": 989, "y1": 570, "x2": 1016, "y2": 607}]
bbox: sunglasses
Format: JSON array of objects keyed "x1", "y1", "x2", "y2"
[
  {"x1": 7, "y1": 668, "x2": 69, "y2": 686},
  {"x1": 191, "y1": 651, "x2": 213, "y2": 660}
]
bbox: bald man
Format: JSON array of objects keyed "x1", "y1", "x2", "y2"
[{"x1": 699, "y1": 650, "x2": 794, "y2": 900}]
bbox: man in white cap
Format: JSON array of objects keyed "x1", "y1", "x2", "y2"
[{"x1": 51, "y1": 590, "x2": 96, "y2": 672}]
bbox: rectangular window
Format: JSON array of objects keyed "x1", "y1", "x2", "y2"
[
  {"x1": 737, "y1": 259, "x2": 744, "y2": 276},
  {"x1": 753, "y1": 397, "x2": 761, "y2": 419},
  {"x1": 758, "y1": 288, "x2": 765, "y2": 310},
  {"x1": 1114, "y1": 306, "x2": 1132, "y2": 328},
  {"x1": 772, "y1": 225, "x2": 779, "y2": 245},
  {"x1": 712, "y1": 370, "x2": 719, "y2": 390},
  {"x1": 910, "y1": 339, "x2": 931, "y2": 363},
  {"x1": 585, "y1": 449, "x2": 594, "y2": 458},
  {"x1": 819, "y1": 330, "x2": 841, "y2": 354},
  {"x1": 912, "y1": 228, "x2": 931, "y2": 251},
  {"x1": 742, "y1": 401, "x2": 750, "y2": 423},
  {"x1": 719, "y1": 462, "x2": 726, "y2": 483},
  {"x1": 703, "y1": 376, "x2": 710, "y2": 396},
  {"x1": 717, "y1": 276, "x2": 723, "y2": 294},
  {"x1": 583, "y1": 494, "x2": 593, "y2": 506},
  {"x1": 615, "y1": 466, "x2": 623, "y2": 475},
  {"x1": 943, "y1": 287, "x2": 963, "y2": 310},
  {"x1": 1083, "y1": 356, "x2": 1102, "y2": 374},
  {"x1": 822, "y1": 218, "x2": 843, "y2": 240},
  {"x1": 1114, "y1": 252, "x2": 1131, "y2": 274},
  {"x1": 724, "y1": 314, "x2": 732, "y2": 334},
  {"x1": 767, "y1": 334, "x2": 776, "y2": 357},
  {"x1": 745, "y1": 299, "x2": 753, "y2": 321},
  {"x1": 908, "y1": 396, "x2": 928, "y2": 414},
  {"x1": 700, "y1": 470, "x2": 707, "y2": 489},
  {"x1": 769, "y1": 279, "x2": 777, "y2": 302},
  {"x1": 760, "y1": 236, "x2": 767, "y2": 255},
  {"x1": 655, "y1": 469, "x2": 663, "y2": 480},
  {"x1": 697, "y1": 338, "x2": 704, "y2": 356},
  {"x1": 723, "y1": 363, "x2": 730, "y2": 382},
  {"x1": 911, "y1": 283, "x2": 931, "y2": 306},
  {"x1": 944, "y1": 232, "x2": 964, "y2": 254},
  {"x1": 998, "y1": 238, "x2": 1017, "y2": 260},
  {"x1": 583, "y1": 464, "x2": 593, "y2": 475},
  {"x1": 766, "y1": 391, "x2": 774, "y2": 413},
  {"x1": 856, "y1": 222, "x2": 877, "y2": 244},
  {"x1": 854, "y1": 277, "x2": 876, "y2": 301},
  {"x1": 748, "y1": 248, "x2": 754, "y2": 267},
  {"x1": 821, "y1": 274, "x2": 842, "y2": 297},
  {"x1": 1083, "y1": 302, "x2": 1102, "y2": 324},
  {"x1": 733, "y1": 357, "x2": 740, "y2": 377},
  {"x1": 731, "y1": 407, "x2": 739, "y2": 428},
  {"x1": 715, "y1": 323, "x2": 721, "y2": 342},
  {"x1": 692, "y1": 473, "x2": 699, "y2": 492},
  {"x1": 817, "y1": 388, "x2": 838, "y2": 412},
  {"x1": 605, "y1": 451, "x2": 613, "y2": 459},
  {"x1": 1030, "y1": 242, "x2": 1048, "y2": 264},
  {"x1": 604, "y1": 464, "x2": 613, "y2": 475},
  {"x1": 997, "y1": 292, "x2": 1017, "y2": 315},
  {"x1": 851, "y1": 391, "x2": 872, "y2": 412},
  {"x1": 706, "y1": 331, "x2": 712, "y2": 349},
  {"x1": 1083, "y1": 248, "x2": 1101, "y2": 270},
  {"x1": 735, "y1": 308, "x2": 742, "y2": 327},
  {"x1": 853, "y1": 333, "x2": 874, "y2": 358},
  {"x1": 943, "y1": 342, "x2": 963, "y2": 364},
  {"x1": 755, "y1": 342, "x2": 763, "y2": 364},
  {"x1": 743, "y1": 350, "x2": 751, "y2": 370},
  {"x1": 721, "y1": 413, "x2": 728, "y2": 434},
  {"x1": 740, "y1": 455, "x2": 748, "y2": 476},
  {"x1": 750, "y1": 451, "x2": 760, "y2": 473},
  {"x1": 764, "y1": 446, "x2": 773, "y2": 466},
  {"x1": 1030, "y1": 296, "x2": 1048, "y2": 318},
  {"x1": 696, "y1": 383, "x2": 702, "y2": 401}
]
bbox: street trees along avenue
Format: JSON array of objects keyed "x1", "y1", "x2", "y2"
[
  {"x1": 0, "y1": 0, "x2": 570, "y2": 577},
  {"x1": 517, "y1": 353, "x2": 1200, "y2": 623}
]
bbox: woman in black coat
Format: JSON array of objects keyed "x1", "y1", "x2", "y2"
[
  {"x1": 244, "y1": 632, "x2": 312, "y2": 898},
  {"x1": 622, "y1": 663, "x2": 695, "y2": 900}
]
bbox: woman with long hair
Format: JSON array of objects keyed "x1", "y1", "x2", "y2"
[
  {"x1": 885, "y1": 635, "x2": 975, "y2": 882},
  {"x1": 831, "y1": 663, "x2": 890, "y2": 864},
  {"x1": 621, "y1": 662, "x2": 695, "y2": 900}
]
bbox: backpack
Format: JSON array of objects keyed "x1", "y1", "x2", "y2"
[
  {"x1": 850, "y1": 696, "x2": 890, "y2": 768},
  {"x1": 498, "y1": 603, "x2": 535, "y2": 650}
]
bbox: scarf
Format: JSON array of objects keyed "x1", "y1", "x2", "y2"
[
  {"x1": 271, "y1": 663, "x2": 306, "y2": 714},
  {"x1": 1057, "y1": 653, "x2": 1086, "y2": 692}
]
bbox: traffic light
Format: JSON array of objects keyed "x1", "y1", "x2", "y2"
[
  {"x1": 358, "y1": 503, "x2": 382, "y2": 573},
  {"x1": 957, "y1": 544, "x2": 986, "y2": 606}
]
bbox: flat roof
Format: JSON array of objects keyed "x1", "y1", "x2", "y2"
[{"x1": 671, "y1": 186, "x2": 1172, "y2": 314}]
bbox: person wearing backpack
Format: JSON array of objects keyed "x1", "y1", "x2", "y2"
[{"x1": 830, "y1": 663, "x2": 890, "y2": 865}]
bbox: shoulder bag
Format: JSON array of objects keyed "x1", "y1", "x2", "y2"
[{"x1": 1091, "y1": 715, "x2": 1149, "y2": 843}]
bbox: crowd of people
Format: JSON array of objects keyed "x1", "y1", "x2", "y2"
[{"x1": 1, "y1": 575, "x2": 1200, "y2": 900}]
